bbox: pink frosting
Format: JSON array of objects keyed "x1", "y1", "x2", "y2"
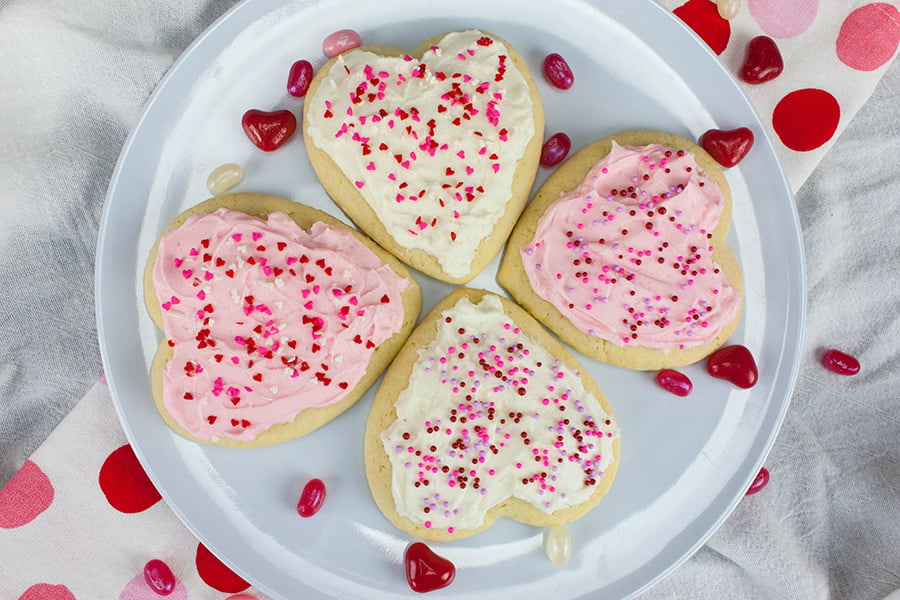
[
  {"x1": 152, "y1": 208, "x2": 408, "y2": 441},
  {"x1": 520, "y1": 142, "x2": 741, "y2": 351}
]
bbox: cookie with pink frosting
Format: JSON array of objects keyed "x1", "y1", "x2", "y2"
[
  {"x1": 365, "y1": 288, "x2": 620, "y2": 541},
  {"x1": 144, "y1": 193, "x2": 421, "y2": 447},
  {"x1": 303, "y1": 29, "x2": 544, "y2": 284},
  {"x1": 499, "y1": 130, "x2": 743, "y2": 370}
]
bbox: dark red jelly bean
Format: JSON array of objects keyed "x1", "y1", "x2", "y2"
[
  {"x1": 746, "y1": 467, "x2": 770, "y2": 495},
  {"x1": 241, "y1": 109, "x2": 297, "y2": 152},
  {"x1": 706, "y1": 344, "x2": 758, "y2": 389},
  {"x1": 540, "y1": 132, "x2": 571, "y2": 167},
  {"x1": 405, "y1": 542, "x2": 456, "y2": 593},
  {"x1": 543, "y1": 53, "x2": 574, "y2": 90},
  {"x1": 287, "y1": 59, "x2": 314, "y2": 97},
  {"x1": 297, "y1": 478, "x2": 326, "y2": 517},
  {"x1": 143, "y1": 559, "x2": 176, "y2": 596},
  {"x1": 656, "y1": 369, "x2": 693, "y2": 396},
  {"x1": 822, "y1": 349, "x2": 860, "y2": 375}
]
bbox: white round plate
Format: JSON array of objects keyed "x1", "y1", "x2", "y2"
[{"x1": 95, "y1": 0, "x2": 805, "y2": 598}]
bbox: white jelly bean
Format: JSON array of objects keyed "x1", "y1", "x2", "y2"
[
  {"x1": 207, "y1": 163, "x2": 244, "y2": 195},
  {"x1": 323, "y1": 29, "x2": 362, "y2": 58},
  {"x1": 717, "y1": 0, "x2": 740, "y2": 20},
  {"x1": 544, "y1": 525, "x2": 572, "y2": 566}
]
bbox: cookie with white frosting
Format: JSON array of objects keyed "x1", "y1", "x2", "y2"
[
  {"x1": 499, "y1": 130, "x2": 743, "y2": 370},
  {"x1": 304, "y1": 29, "x2": 544, "y2": 284},
  {"x1": 145, "y1": 193, "x2": 421, "y2": 447},
  {"x1": 365, "y1": 288, "x2": 620, "y2": 541}
]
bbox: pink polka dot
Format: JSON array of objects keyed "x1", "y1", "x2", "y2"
[
  {"x1": 119, "y1": 572, "x2": 188, "y2": 600},
  {"x1": 18, "y1": 583, "x2": 76, "y2": 600},
  {"x1": 748, "y1": 0, "x2": 819, "y2": 39},
  {"x1": 836, "y1": 3, "x2": 900, "y2": 71},
  {"x1": 0, "y1": 460, "x2": 54, "y2": 528},
  {"x1": 772, "y1": 88, "x2": 841, "y2": 152},
  {"x1": 226, "y1": 595, "x2": 262, "y2": 600}
]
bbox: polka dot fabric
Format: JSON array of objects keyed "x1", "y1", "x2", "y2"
[
  {"x1": 659, "y1": 0, "x2": 900, "y2": 192},
  {"x1": 0, "y1": 382, "x2": 272, "y2": 600}
]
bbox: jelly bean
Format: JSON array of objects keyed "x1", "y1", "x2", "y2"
[
  {"x1": 323, "y1": 29, "x2": 361, "y2": 58},
  {"x1": 740, "y1": 36, "x2": 784, "y2": 84},
  {"x1": 297, "y1": 478, "x2": 326, "y2": 517},
  {"x1": 543, "y1": 53, "x2": 574, "y2": 90},
  {"x1": 544, "y1": 524, "x2": 572, "y2": 566},
  {"x1": 241, "y1": 109, "x2": 297, "y2": 152},
  {"x1": 717, "y1": 0, "x2": 740, "y2": 20},
  {"x1": 706, "y1": 344, "x2": 758, "y2": 389},
  {"x1": 287, "y1": 59, "x2": 314, "y2": 97},
  {"x1": 540, "y1": 132, "x2": 571, "y2": 167},
  {"x1": 656, "y1": 369, "x2": 693, "y2": 397},
  {"x1": 822, "y1": 349, "x2": 860, "y2": 376},
  {"x1": 746, "y1": 467, "x2": 769, "y2": 495},
  {"x1": 699, "y1": 127, "x2": 754, "y2": 168},
  {"x1": 405, "y1": 542, "x2": 455, "y2": 593},
  {"x1": 143, "y1": 559, "x2": 176, "y2": 596},
  {"x1": 207, "y1": 163, "x2": 244, "y2": 195}
]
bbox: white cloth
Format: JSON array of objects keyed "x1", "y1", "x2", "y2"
[{"x1": 1, "y1": 1, "x2": 898, "y2": 599}]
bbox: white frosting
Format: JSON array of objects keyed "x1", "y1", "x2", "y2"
[
  {"x1": 381, "y1": 294, "x2": 618, "y2": 532},
  {"x1": 306, "y1": 30, "x2": 535, "y2": 278}
]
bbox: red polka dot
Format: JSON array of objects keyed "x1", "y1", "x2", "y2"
[
  {"x1": 0, "y1": 460, "x2": 54, "y2": 528},
  {"x1": 772, "y1": 89, "x2": 841, "y2": 152},
  {"x1": 673, "y1": 0, "x2": 731, "y2": 55},
  {"x1": 18, "y1": 583, "x2": 77, "y2": 600},
  {"x1": 836, "y1": 3, "x2": 900, "y2": 71},
  {"x1": 98, "y1": 444, "x2": 161, "y2": 513},
  {"x1": 196, "y1": 543, "x2": 251, "y2": 593}
]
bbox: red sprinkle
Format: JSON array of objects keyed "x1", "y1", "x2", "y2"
[
  {"x1": 746, "y1": 467, "x2": 770, "y2": 495},
  {"x1": 297, "y1": 478, "x2": 327, "y2": 517},
  {"x1": 543, "y1": 53, "x2": 574, "y2": 90},
  {"x1": 822, "y1": 348, "x2": 860, "y2": 376},
  {"x1": 540, "y1": 132, "x2": 571, "y2": 167},
  {"x1": 655, "y1": 369, "x2": 693, "y2": 396}
]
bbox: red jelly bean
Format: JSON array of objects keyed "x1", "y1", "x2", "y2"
[
  {"x1": 746, "y1": 467, "x2": 770, "y2": 495},
  {"x1": 822, "y1": 349, "x2": 860, "y2": 375},
  {"x1": 706, "y1": 344, "x2": 758, "y2": 389},
  {"x1": 540, "y1": 132, "x2": 571, "y2": 167},
  {"x1": 241, "y1": 109, "x2": 297, "y2": 152},
  {"x1": 543, "y1": 53, "x2": 574, "y2": 90},
  {"x1": 143, "y1": 559, "x2": 176, "y2": 596},
  {"x1": 740, "y1": 36, "x2": 784, "y2": 84},
  {"x1": 297, "y1": 478, "x2": 326, "y2": 517},
  {"x1": 287, "y1": 59, "x2": 314, "y2": 97},
  {"x1": 405, "y1": 542, "x2": 456, "y2": 593},
  {"x1": 323, "y1": 29, "x2": 361, "y2": 58},
  {"x1": 656, "y1": 369, "x2": 693, "y2": 397}
]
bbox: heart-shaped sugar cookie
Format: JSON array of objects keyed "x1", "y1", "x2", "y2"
[
  {"x1": 499, "y1": 130, "x2": 743, "y2": 371},
  {"x1": 365, "y1": 289, "x2": 619, "y2": 541},
  {"x1": 145, "y1": 193, "x2": 420, "y2": 447},
  {"x1": 304, "y1": 30, "x2": 544, "y2": 283}
]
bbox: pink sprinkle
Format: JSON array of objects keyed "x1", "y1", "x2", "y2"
[
  {"x1": 182, "y1": 269, "x2": 193, "y2": 279},
  {"x1": 492, "y1": 163, "x2": 500, "y2": 173},
  {"x1": 173, "y1": 258, "x2": 183, "y2": 267},
  {"x1": 355, "y1": 181, "x2": 365, "y2": 189}
]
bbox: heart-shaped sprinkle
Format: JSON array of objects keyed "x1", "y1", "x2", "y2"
[
  {"x1": 241, "y1": 109, "x2": 297, "y2": 152},
  {"x1": 404, "y1": 542, "x2": 455, "y2": 593},
  {"x1": 656, "y1": 369, "x2": 693, "y2": 397},
  {"x1": 746, "y1": 467, "x2": 769, "y2": 495},
  {"x1": 699, "y1": 127, "x2": 754, "y2": 168},
  {"x1": 740, "y1": 36, "x2": 784, "y2": 84},
  {"x1": 706, "y1": 344, "x2": 758, "y2": 388},
  {"x1": 822, "y1": 348, "x2": 860, "y2": 375}
]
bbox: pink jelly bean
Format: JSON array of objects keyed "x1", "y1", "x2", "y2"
[
  {"x1": 297, "y1": 478, "x2": 327, "y2": 517},
  {"x1": 543, "y1": 53, "x2": 574, "y2": 90},
  {"x1": 323, "y1": 29, "x2": 361, "y2": 58},
  {"x1": 143, "y1": 559, "x2": 176, "y2": 596},
  {"x1": 540, "y1": 132, "x2": 571, "y2": 167},
  {"x1": 746, "y1": 467, "x2": 770, "y2": 495},
  {"x1": 287, "y1": 59, "x2": 314, "y2": 97},
  {"x1": 656, "y1": 369, "x2": 693, "y2": 397},
  {"x1": 822, "y1": 348, "x2": 860, "y2": 375}
]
